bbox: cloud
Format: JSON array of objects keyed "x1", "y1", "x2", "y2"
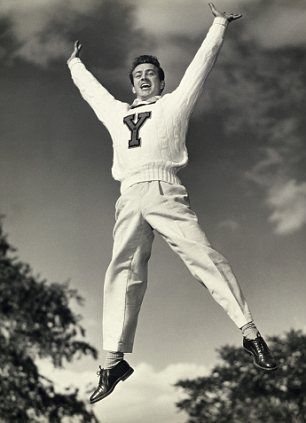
[
  {"x1": 246, "y1": 148, "x2": 283, "y2": 186},
  {"x1": 204, "y1": 18, "x2": 306, "y2": 237},
  {"x1": 245, "y1": 116, "x2": 306, "y2": 235},
  {"x1": 15, "y1": 34, "x2": 70, "y2": 67},
  {"x1": 247, "y1": 0, "x2": 306, "y2": 49},
  {"x1": 133, "y1": 0, "x2": 306, "y2": 49},
  {"x1": 246, "y1": 162, "x2": 306, "y2": 236},
  {"x1": 266, "y1": 179, "x2": 306, "y2": 235},
  {"x1": 0, "y1": 0, "x2": 98, "y2": 66},
  {"x1": 133, "y1": 0, "x2": 212, "y2": 38},
  {"x1": 38, "y1": 360, "x2": 209, "y2": 423},
  {"x1": 2, "y1": 0, "x2": 306, "y2": 69},
  {"x1": 0, "y1": 0, "x2": 146, "y2": 71}
]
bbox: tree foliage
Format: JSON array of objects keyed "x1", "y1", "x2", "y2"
[
  {"x1": 0, "y1": 219, "x2": 98, "y2": 422},
  {"x1": 176, "y1": 330, "x2": 306, "y2": 423}
]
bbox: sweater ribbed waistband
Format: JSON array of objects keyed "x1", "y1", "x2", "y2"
[{"x1": 120, "y1": 164, "x2": 182, "y2": 193}]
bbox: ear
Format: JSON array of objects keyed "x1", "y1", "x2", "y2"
[
  {"x1": 132, "y1": 85, "x2": 136, "y2": 94},
  {"x1": 160, "y1": 81, "x2": 165, "y2": 93}
]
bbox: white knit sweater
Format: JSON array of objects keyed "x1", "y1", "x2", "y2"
[{"x1": 68, "y1": 17, "x2": 228, "y2": 191}]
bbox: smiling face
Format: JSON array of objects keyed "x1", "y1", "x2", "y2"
[{"x1": 131, "y1": 63, "x2": 165, "y2": 101}]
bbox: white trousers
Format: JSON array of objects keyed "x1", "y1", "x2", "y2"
[{"x1": 103, "y1": 181, "x2": 253, "y2": 352}]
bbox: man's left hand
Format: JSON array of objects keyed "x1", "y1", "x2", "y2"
[{"x1": 209, "y1": 2, "x2": 242, "y2": 22}]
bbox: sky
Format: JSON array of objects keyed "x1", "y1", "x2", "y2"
[{"x1": 1, "y1": 0, "x2": 306, "y2": 421}]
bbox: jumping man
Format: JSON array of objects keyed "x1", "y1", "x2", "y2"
[{"x1": 67, "y1": 2, "x2": 278, "y2": 404}]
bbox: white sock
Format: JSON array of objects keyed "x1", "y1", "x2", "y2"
[
  {"x1": 241, "y1": 321, "x2": 260, "y2": 340},
  {"x1": 104, "y1": 351, "x2": 124, "y2": 369}
]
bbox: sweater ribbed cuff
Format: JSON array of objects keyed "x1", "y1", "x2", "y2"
[
  {"x1": 67, "y1": 57, "x2": 82, "y2": 69},
  {"x1": 213, "y1": 17, "x2": 229, "y2": 27}
]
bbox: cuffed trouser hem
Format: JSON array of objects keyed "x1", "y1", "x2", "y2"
[
  {"x1": 103, "y1": 342, "x2": 133, "y2": 354},
  {"x1": 235, "y1": 315, "x2": 253, "y2": 329}
]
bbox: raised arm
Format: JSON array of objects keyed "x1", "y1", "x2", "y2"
[
  {"x1": 67, "y1": 41, "x2": 126, "y2": 129},
  {"x1": 168, "y1": 3, "x2": 242, "y2": 114}
]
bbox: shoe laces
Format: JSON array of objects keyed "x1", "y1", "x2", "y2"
[
  {"x1": 97, "y1": 365, "x2": 105, "y2": 377},
  {"x1": 252, "y1": 338, "x2": 269, "y2": 357}
]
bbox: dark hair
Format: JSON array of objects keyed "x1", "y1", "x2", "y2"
[{"x1": 129, "y1": 55, "x2": 165, "y2": 85}]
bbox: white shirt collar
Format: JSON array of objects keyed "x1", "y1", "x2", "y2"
[{"x1": 130, "y1": 96, "x2": 161, "y2": 109}]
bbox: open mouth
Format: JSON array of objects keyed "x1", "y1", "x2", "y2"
[{"x1": 140, "y1": 82, "x2": 151, "y2": 89}]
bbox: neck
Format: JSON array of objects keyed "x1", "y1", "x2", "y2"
[{"x1": 135, "y1": 95, "x2": 160, "y2": 102}]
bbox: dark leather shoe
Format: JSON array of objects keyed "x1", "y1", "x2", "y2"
[
  {"x1": 90, "y1": 360, "x2": 134, "y2": 404},
  {"x1": 243, "y1": 335, "x2": 278, "y2": 371}
]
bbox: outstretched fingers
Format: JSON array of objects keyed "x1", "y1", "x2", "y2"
[
  {"x1": 227, "y1": 12, "x2": 242, "y2": 21},
  {"x1": 74, "y1": 40, "x2": 82, "y2": 53},
  {"x1": 67, "y1": 40, "x2": 83, "y2": 63},
  {"x1": 208, "y1": 2, "x2": 218, "y2": 15}
]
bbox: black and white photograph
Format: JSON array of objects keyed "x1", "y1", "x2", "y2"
[{"x1": 1, "y1": 0, "x2": 306, "y2": 421}]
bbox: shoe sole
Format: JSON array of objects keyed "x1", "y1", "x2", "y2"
[
  {"x1": 243, "y1": 347, "x2": 278, "y2": 371},
  {"x1": 90, "y1": 367, "x2": 134, "y2": 404}
]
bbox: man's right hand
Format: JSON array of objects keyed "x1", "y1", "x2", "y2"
[{"x1": 67, "y1": 40, "x2": 82, "y2": 64}]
